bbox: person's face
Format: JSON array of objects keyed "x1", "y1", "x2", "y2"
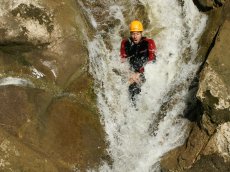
[{"x1": 131, "y1": 32, "x2": 142, "y2": 44}]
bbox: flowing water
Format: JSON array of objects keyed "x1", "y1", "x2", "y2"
[{"x1": 79, "y1": 0, "x2": 208, "y2": 171}]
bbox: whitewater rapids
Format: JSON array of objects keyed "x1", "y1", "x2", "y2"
[{"x1": 80, "y1": 0, "x2": 208, "y2": 171}]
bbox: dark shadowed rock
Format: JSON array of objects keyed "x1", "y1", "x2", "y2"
[
  {"x1": 193, "y1": 0, "x2": 225, "y2": 12},
  {"x1": 185, "y1": 154, "x2": 230, "y2": 172}
]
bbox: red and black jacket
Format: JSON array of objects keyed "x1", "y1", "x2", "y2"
[{"x1": 120, "y1": 37, "x2": 156, "y2": 73}]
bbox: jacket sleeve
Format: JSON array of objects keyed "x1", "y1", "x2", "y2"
[
  {"x1": 120, "y1": 39, "x2": 127, "y2": 59},
  {"x1": 147, "y1": 39, "x2": 156, "y2": 62}
]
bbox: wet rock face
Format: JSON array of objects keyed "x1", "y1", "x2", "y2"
[
  {"x1": 185, "y1": 154, "x2": 230, "y2": 172},
  {"x1": 11, "y1": 4, "x2": 54, "y2": 33},
  {"x1": 0, "y1": 127, "x2": 58, "y2": 172},
  {"x1": 161, "y1": 123, "x2": 210, "y2": 171},
  {"x1": 197, "y1": 3, "x2": 230, "y2": 128},
  {"x1": 203, "y1": 122, "x2": 230, "y2": 160},
  {"x1": 0, "y1": 0, "x2": 91, "y2": 86},
  {"x1": 161, "y1": 1, "x2": 230, "y2": 171},
  {"x1": 193, "y1": 0, "x2": 225, "y2": 11},
  {"x1": 0, "y1": 0, "x2": 106, "y2": 171}
]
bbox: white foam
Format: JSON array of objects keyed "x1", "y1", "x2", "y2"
[
  {"x1": 31, "y1": 67, "x2": 45, "y2": 79},
  {"x1": 77, "y1": 0, "x2": 98, "y2": 29},
  {"x1": 22, "y1": 19, "x2": 50, "y2": 41},
  {"x1": 42, "y1": 60, "x2": 58, "y2": 78},
  {"x1": 0, "y1": 77, "x2": 34, "y2": 87}
]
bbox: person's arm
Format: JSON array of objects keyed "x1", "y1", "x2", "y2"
[
  {"x1": 138, "y1": 67, "x2": 145, "y2": 73},
  {"x1": 120, "y1": 39, "x2": 128, "y2": 62},
  {"x1": 147, "y1": 39, "x2": 156, "y2": 63},
  {"x1": 138, "y1": 39, "x2": 156, "y2": 73}
]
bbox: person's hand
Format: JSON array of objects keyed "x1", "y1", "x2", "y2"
[
  {"x1": 129, "y1": 72, "x2": 141, "y2": 84},
  {"x1": 121, "y1": 58, "x2": 127, "y2": 63}
]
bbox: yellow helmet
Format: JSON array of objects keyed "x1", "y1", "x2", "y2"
[{"x1": 129, "y1": 20, "x2": 143, "y2": 32}]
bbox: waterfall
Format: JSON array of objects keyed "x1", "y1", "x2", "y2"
[{"x1": 80, "y1": 0, "x2": 207, "y2": 171}]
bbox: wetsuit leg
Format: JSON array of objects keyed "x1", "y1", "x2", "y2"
[
  {"x1": 140, "y1": 73, "x2": 146, "y2": 83},
  {"x1": 128, "y1": 74, "x2": 146, "y2": 103},
  {"x1": 129, "y1": 82, "x2": 141, "y2": 102}
]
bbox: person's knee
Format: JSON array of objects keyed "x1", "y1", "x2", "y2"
[{"x1": 129, "y1": 83, "x2": 141, "y2": 95}]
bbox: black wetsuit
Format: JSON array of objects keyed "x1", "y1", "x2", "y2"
[{"x1": 120, "y1": 37, "x2": 156, "y2": 102}]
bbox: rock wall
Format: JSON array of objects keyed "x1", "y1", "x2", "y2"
[
  {"x1": 161, "y1": 0, "x2": 230, "y2": 171},
  {"x1": 0, "y1": 0, "x2": 106, "y2": 171}
]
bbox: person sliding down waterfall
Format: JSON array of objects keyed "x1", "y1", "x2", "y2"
[{"x1": 120, "y1": 20, "x2": 156, "y2": 103}]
